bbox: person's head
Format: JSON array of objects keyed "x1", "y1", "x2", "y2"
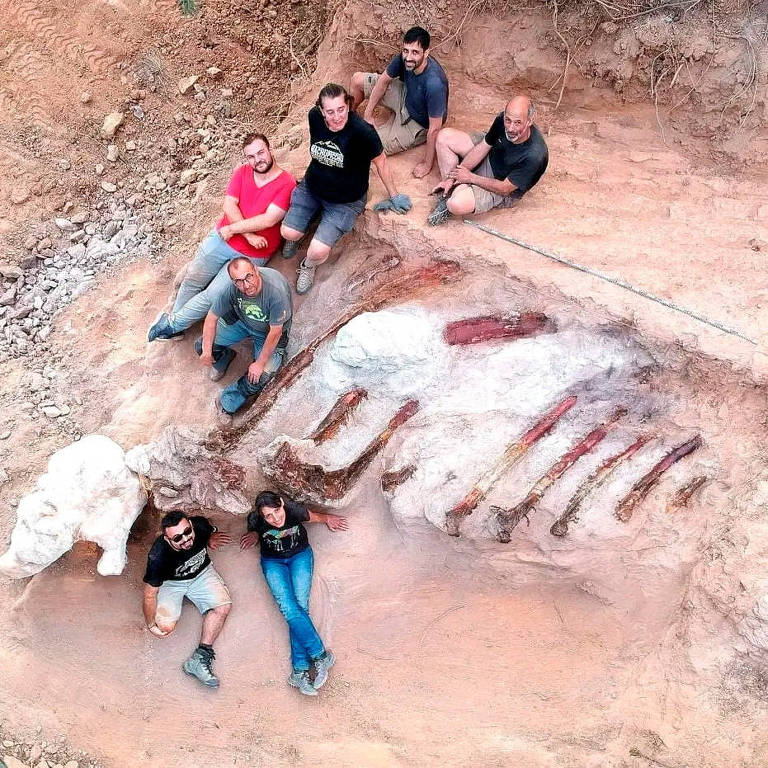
[
  {"x1": 316, "y1": 83, "x2": 353, "y2": 132},
  {"x1": 402, "y1": 26, "x2": 430, "y2": 72},
  {"x1": 242, "y1": 133, "x2": 274, "y2": 175},
  {"x1": 227, "y1": 257, "x2": 263, "y2": 297},
  {"x1": 254, "y1": 490, "x2": 285, "y2": 527},
  {"x1": 503, "y1": 96, "x2": 535, "y2": 144},
  {"x1": 161, "y1": 512, "x2": 195, "y2": 551}
]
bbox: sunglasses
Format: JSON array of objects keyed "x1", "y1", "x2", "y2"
[{"x1": 169, "y1": 526, "x2": 193, "y2": 543}]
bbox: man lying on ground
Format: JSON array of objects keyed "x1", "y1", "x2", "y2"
[
  {"x1": 148, "y1": 133, "x2": 295, "y2": 341},
  {"x1": 197, "y1": 256, "x2": 292, "y2": 422},
  {"x1": 428, "y1": 95, "x2": 548, "y2": 226},
  {"x1": 143, "y1": 512, "x2": 232, "y2": 688},
  {"x1": 350, "y1": 25, "x2": 449, "y2": 179}
]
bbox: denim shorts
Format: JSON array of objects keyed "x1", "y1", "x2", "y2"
[
  {"x1": 283, "y1": 178, "x2": 366, "y2": 247},
  {"x1": 155, "y1": 564, "x2": 231, "y2": 624}
]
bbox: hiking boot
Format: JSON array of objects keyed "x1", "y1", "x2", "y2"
[
  {"x1": 282, "y1": 239, "x2": 300, "y2": 260},
  {"x1": 214, "y1": 394, "x2": 234, "y2": 427},
  {"x1": 288, "y1": 669, "x2": 318, "y2": 696},
  {"x1": 147, "y1": 312, "x2": 184, "y2": 342},
  {"x1": 312, "y1": 650, "x2": 335, "y2": 690},
  {"x1": 296, "y1": 259, "x2": 316, "y2": 295},
  {"x1": 427, "y1": 196, "x2": 451, "y2": 227},
  {"x1": 209, "y1": 348, "x2": 236, "y2": 381},
  {"x1": 182, "y1": 646, "x2": 219, "y2": 688}
]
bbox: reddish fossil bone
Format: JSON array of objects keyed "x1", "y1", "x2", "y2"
[
  {"x1": 444, "y1": 395, "x2": 577, "y2": 536},
  {"x1": 667, "y1": 475, "x2": 709, "y2": 510},
  {"x1": 615, "y1": 435, "x2": 703, "y2": 523},
  {"x1": 205, "y1": 260, "x2": 461, "y2": 452},
  {"x1": 443, "y1": 312, "x2": 554, "y2": 345},
  {"x1": 380, "y1": 464, "x2": 417, "y2": 494},
  {"x1": 495, "y1": 408, "x2": 627, "y2": 542},
  {"x1": 267, "y1": 400, "x2": 419, "y2": 501},
  {"x1": 309, "y1": 388, "x2": 368, "y2": 445},
  {"x1": 550, "y1": 434, "x2": 653, "y2": 537}
]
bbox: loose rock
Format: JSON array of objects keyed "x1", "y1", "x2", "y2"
[
  {"x1": 177, "y1": 75, "x2": 199, "y2": 94},
  {"x1": 100, "y1": 112, "x2": 124, "y2": 138}
]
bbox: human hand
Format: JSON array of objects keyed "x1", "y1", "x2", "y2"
[
  {"x1": 448, "y1": 166, "x2": 473, "y2": 185},
  {"x1": 147, "y1": 623, "x2": 169, "y2": 638},
  {"x1": 208, "y1": 531, "x2": 232, "y2": 550},
  {"x1": 412, "y1": 161, "x2": 431, "y2": 178},
  {"x1": 431, "y1": 178, "x2": 455, "y2": 196},
  {"x1": 219, "y1": 225, "x2": 234, "y2": 241},
  {"x1": 240, "y1": 531, "x2": 258, "y2": 550},
  {"x1": 247, "y1": 360, "x2": 265, "y2": 384},
  {"x1": 200, "y1": 352, "x2": 214, "y2": 367},
  {"x1": 244, "y1": 233, "x2": 268, "y2": 250},
  {"x1": 325, "y1": 514, "x2": 348, "y2": 532}
]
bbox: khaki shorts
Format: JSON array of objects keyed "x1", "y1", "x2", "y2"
[
  {"x1": 155, "y1": 564, "x2": 231, "y2": 625},
  {"x1": 362, "y1": 73, "x2": 427, "y2": 155},
  {"x1": 467, "y1": 131, "x2": 521, "y2": 214}
]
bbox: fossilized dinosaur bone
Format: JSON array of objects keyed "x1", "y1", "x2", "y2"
[
  {"x1": 309, "y1": 388, "x2": 368, "y2": 445},
  {"x1": 615, "y1": 435, "x2": 703, "y2": 523},
  {"x1": 445, "y1": 395, "x2": 577, "y2": 536},
  {"x1": 443, "y1": 312, "x2": 555, "y2": 345},
  {"x1": 667, "y1": 474, "x2": 709, "y2": 511},
  {"x1": 205, "y1": 260, "x2": 461, "y2": 452},
  {"x1": 264, "y1": 400, "x2": 420, "y2": 502},
  {"x1": 495, "y1": 408, "x2": 627, "y2": 542},
  {"x1": 380, "y1": 464, "x2": 417, "y2": 494},
  {"x1": 550, "y1": 434, "x2": 653, "y2": 537}
]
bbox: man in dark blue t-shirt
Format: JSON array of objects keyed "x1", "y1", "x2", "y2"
[
  {"x1": 350, "y1": 26, "x2": 449, "y2": 179},
  {"x1": 428, "y1": 95, "x2": 549, "y2": 226}
]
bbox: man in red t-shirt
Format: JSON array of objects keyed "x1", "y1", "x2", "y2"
[{"x1": 148, "y1": 133, "x2": 296, "y2": 341}]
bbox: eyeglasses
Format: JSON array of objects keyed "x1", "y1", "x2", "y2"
[
  {"x1": 169, "y1": 526, "x2": 193, "y2": 543},
  {"x1": 233, "y1": 272, "x2": 257, "y2": 287}
]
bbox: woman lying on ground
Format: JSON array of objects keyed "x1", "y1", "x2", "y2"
[{"x1": 240, "y1": 490, "x2": 348, "y2": 696}]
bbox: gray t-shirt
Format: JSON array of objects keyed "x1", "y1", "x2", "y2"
[{"x1": 211, "y1": 267, "x2": 292, "y2": 347}]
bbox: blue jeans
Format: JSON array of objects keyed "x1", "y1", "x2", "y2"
[
  {"x1": 194, "y1": 319, "x2": 285, "y2": 413},
  {"x1": 261, "y1": 548, "x2": 325, "y2": 672},
  {"x1": 170, "y1": 231, "x2": 268, "y2": 331}
]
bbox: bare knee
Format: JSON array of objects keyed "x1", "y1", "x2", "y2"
[
  {"x1": 156, "y1": 620, "x2": 177, "y2": 635},
  {"x1": 306, "y1": 239, "x2": 331, "y2": 264},
  {"x1": 447, "y1": 185, "x2": 476, "y2": 215},
  {"x1": 281, "y1": 224, "x2": 303, "y2": 242},
  {"x1": 351, "y1": 71, "x2": 365, "y2": 88}
]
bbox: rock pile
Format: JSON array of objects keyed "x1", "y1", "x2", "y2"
[{"x1": 0, "y1": 726, "x2": 100, "y2": 768}]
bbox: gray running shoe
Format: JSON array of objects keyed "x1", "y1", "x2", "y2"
[
  {"x1": 214, "y1": 394, "x2": 234, "y2": 427},
  {"x1": 182, "y1": 647, "x2": 219, "y2": 688},
  {"x1": 427, "y1": 196, "x2": 451, "y2": 227},
  {"x1": 282, "y1": 239, "x2": 300, "y2": 260},
  {"x1": 296, "y1": 259, "x2": 316, "y2": 295},
  {"x1": 288, "y1": 669, "x2": 318, "y2": 696},
  {"x1": 312, "y1": 650, "x2": 335, "y2": 690},
  {"x1": 147, "y1": 311, "x2": 184, "y2": 342},
  {"x1": 209, "y1": 348, "x2": 236, "y2": 381}
]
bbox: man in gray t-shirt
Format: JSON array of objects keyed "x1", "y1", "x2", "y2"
[{"x1": 196, "y1": 257, "x2": 292, "y2": 419}]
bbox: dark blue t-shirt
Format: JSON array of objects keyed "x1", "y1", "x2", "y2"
[{"x1": 385, "y1": 55, "x2": 449, "y2": 128}]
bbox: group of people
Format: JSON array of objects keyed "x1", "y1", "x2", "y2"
[
  {"x1": 142, "y1": 25, "x2": 549, "y2": 694},
  {"x1": 146, "y1": 25, "x2": 549, "y2": 422},
  {"x1": 143, "y1": 493, "x2": 347, "y2": 695}
]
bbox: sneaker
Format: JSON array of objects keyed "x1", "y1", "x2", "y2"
[
  {"x1": 288, "y1": 669, "x2": 318, "y2": 696},
  {"x1": 296, "y1": 259, "x2": 316, "y2": 295},
  {"x1": 182, "y1": 646, "x2": 219, "y2": 688},
  {"x1": 312, "y1": 650, "x2": 335, "y2": 690},
  {"x1": 209, "y1": 348, "x2": 236, "y2": 381},
  {"x1": 282, "y1": 239, "x2": 300, "y2": 260},
  {"x1": 147, "y1": 311, "x2": 184, "y2": 342},
  {"x1": 427, "y1": 196, "x2": 451, "y2": 227},
  {"x1": 214, "y1": 394, "x2": 234, "y2": 427}
]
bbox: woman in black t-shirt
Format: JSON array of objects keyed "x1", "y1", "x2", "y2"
[
  {"x1": 240, "y1": 490, "x2": 348, "y2": 696},
  {"x1": 280, "y1": 83, "x2": 412, "y2": 295}
]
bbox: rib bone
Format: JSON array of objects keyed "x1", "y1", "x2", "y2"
[
  {"x1": 445, "y1": 395, "x2": 577, "y2": 536},
  {"x1": 443, "y1": 312, "x2": 554, "y2": 345},
  {"x1": 615, "y1": 435, "x2": 703, "y2": 523},
  {"x1": 550, "y1": 434, "x2": 653, "y2": 537},
  {"x1": 309, "y1": 388, "x2": 368, "y2": 445},
  {"x1": 667, "y1": 475, "x2": 709, "y2": 510},
  {"x1": 496, "y1": 408, "x2": 626, "y2": 542},
  {"x1": 381, "y1": 464, "x2": 417, "y2": 494}
]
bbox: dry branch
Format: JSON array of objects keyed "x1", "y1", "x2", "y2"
[
  {"x1": 495, "y1": 407, "x2": 626, "y2": 541},
  {"x1": 445, "y1": 395, "x2": 577, "y2": 536},
  {"x1": 615, "y1": 435, "x2": 703, "y2": 522}
]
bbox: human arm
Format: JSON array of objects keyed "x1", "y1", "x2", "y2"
[
  {"x1": 307, "y1": 509, "x2": 349, "y2": 531},
  {"x1": 448, "y1": 161, "x2": 516, "y2": 197},
  {"x1": 412, "y1": 115, "x2": 444, "y2": 178},
  {"x1": 199, "y1": 310, "x2": 219, "y2": 366},
  {"x1": 247, "y1": 324, "x2": 283, "y2": 384},
  {"x1": 142, "y1": 583, "x2": 167, "y2": 635},
  {"x1": 372, "y1": 152, "x2": 398, "y2": 198},
  {"x1": 363, "y1": 71, "x2": 394, "y2": 124},
  {"x1": 221, "y1": 199, "x2": 287, "y2": 236},
  {"x1": 371, "y1": 153, "x2": 412, "y2": 214}
]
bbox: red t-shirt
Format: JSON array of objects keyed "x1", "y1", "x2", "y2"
[{"x1": 216, "y1": 165, "x2": 296, "y2": 258}]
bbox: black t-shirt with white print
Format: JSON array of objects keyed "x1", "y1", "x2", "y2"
[
  {"x1": 483, "y1": 115, "x2": 549, "y2": 196},
  {"x1": 303, "y1": 107, "x2": 384, "y2": 204},
  {"x1": 247, "y1": 500, "x2": 310, "y2": 560},
  {"x1": 143, "y1": 516, "x2": 215, "y2": 587}
]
